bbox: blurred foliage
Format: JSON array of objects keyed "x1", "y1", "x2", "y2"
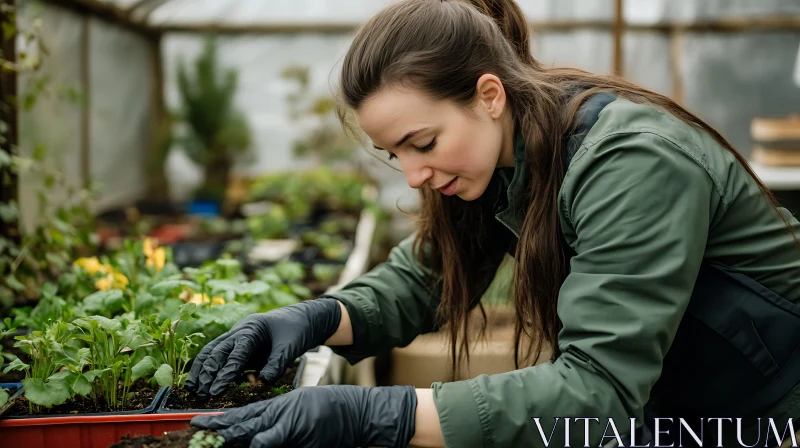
[
  {"x1": 1, "y1": 5, "x2": 97, "y2": 313},
  {"x1": 281, "y1": 65, "x2": 361, "y2": 167},
  {"x1": 173, "y1": 36, "x2": 252, "y2": 202}
]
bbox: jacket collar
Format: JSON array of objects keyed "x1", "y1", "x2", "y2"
[{"x1": 485, "y1": 127, "x2": 529, "y2": 238}]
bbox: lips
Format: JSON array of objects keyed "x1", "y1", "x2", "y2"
[{"x1": 437, "y1": 177, "x2": 458, "y2": 196}]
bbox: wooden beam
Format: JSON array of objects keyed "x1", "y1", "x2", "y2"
[
  {"x1": 150, "y1": 17, "x2": 800, "y2": 35},
  {"x1": 669, "y1": 31, "x2": 685, "y2": 105},
  {"x1": 40, "y1": 0, "x2": 156, "y2": 36},
  {"x1": 613, "y1": 0, "x2": 624, "y2": 76},
  {"x1": 80, "y1": 15, "x2": 90, "y2": 188},
  {"x1": 0, "y1": 0, "x2": 19, "y2": 243}
]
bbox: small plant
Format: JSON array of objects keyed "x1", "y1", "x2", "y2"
[
  {"x1": 272, "y1": 384, "x2": 292, "y2": 396},
  {"x1": 189, "y1": 430, "x2": 224, "y2": 448},
  {"x1": 140, "y1": 303, "x2": 204, "y2": 387},
  {"x1": 246, "y1": 205, "x2": 291, "y2": 240},
  {"x1": 173, "y1": 36, "x2": 252, "y2": 203},
  {"x1": 312, "y1": 264, "x2": 343, "y2": 285},
  {"x1": 5, "y1": 321, "x2": 77, "y2": 412}
]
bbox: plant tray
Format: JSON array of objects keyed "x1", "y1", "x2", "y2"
[
  {"x1": 0, "y1": 357, "x2": 306, "y2": 448},
  {"x1": 0, "y1": 387, "x2": 168, "y2": 448}
]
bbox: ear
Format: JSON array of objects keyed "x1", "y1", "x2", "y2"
[{"x1": 475, "y1": 74, "x2": 507, "y2": 119}]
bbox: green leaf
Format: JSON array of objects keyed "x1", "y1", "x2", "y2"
[
  {"x1": 150, "y1": 280, "x2": 200, "y2": 295},
  {"x1": 82, "y1": 290, "x2": 124, "y2": 314},
  {"x1": 41, "y1": 282, "x2": 58, "y2": 298},
  {"x1": 131, "y1": 356, "x2": 158, "y2": 382},
  {"x1": 289, "y1": 284, "x2": 312, "y2": 299},
  {"x1": 5, "y1": 275, "x2": 25, "y2": 292},
  {"x1": 271, "y1": 290, "x2": 301, "y2": 307},
  {"x1": 75, "y1": 315, "x2": 122, "y2": 333},
  {"x1": 179, "y1": 302, "x2": 197, "y2": 321},
  {"x1": 48, "y1": 370, "x2": 74, "y2": 382},
  {"x1": 3, "y1": 357, "x2": 28, "y2": 373},
  {"x1": 0, "y1": 387, "x2": 8, "y2": 406},
  {"x1": 0, "y1": 201, "x2": 18, "y2": 223},
  {"x1": 83, "y1": 369, "x2": 104, "y2": 383},
  {"x1": 154, "y1": 364, "x2": 173, "y2": 387},
  {"x1": 22, "y1": 378, "x2": 72, "y2": 407},
  {"x1": 71, "y1": 374, "x2": 92, "y2": 396}
]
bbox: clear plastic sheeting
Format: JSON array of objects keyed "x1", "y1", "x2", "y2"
[
  {"x1": 533, "y1": 31, "x2": 612, "y2": 74},
  {"x1": 162, "y1": 33, "x2": 352, "y2": 178},
  {"x1": 623, "y1": 32, "x2": 673, "y2": 97},
  {"x1": 626, "y1": 0, "x2": 800, "y2": 24},
  {"x1": 679, "y1": 31, "x2": 800, "y2": 157},
  {"x1": 16, "y1": 4, "x2": 84, "y2": 231},
  {"x1": 88, "y1": 18, "x2": 154, "y2": 212},
  {"x1": 99, "y1": 0, "x2": 614, "y2": 26}
]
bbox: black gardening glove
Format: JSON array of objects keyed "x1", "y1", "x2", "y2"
[
  {"x1": 191, "y1": 385, "x2": 417, "y2": 448},
  {"x1": 185, "y1": 298, "x2": 342, "y2": 396}
]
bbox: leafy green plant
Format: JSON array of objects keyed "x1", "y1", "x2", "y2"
[
  {"x1": 246, "y1": 205, "x2": 291, "y2": 240},
  {"x1": 282, "y1": 65, "x2": 361, "y2": 167},
  {"x1": 1, "y1": 7, "x2": 96, "y2": 312},
  {"x1": 189, "y1": 430, "x2": 225, "y2": 448},
  {"x1": 173, "y1": 36, "x2": 252, "y2": 203},
  {"x1": 312, "y1": 264, "x2": 343, "y2": 285},
  {"x1": 139, "y1": 303, "x2": 204, "y2": 387},
  {"x1": 5, "y1": 321, "x2": 77, "y2": 412},
  {"x1": 71, "y1": 316, "x2": 154, "y2": 411}
]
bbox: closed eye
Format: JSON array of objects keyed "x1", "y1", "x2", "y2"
[{"x1": 416, "y1": 138, "x2": 436, "y2": 153}]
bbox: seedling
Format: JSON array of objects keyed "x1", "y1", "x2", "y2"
[{"x1": 189, "y1": 430, "x2": 224, "y2": 448}]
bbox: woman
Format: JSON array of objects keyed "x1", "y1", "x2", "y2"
[{"x1": 187, "y1": 1, "x2": 800, "y2": 447}]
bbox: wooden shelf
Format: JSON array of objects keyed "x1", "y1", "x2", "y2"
[{"x1": 750, "y1": 161, "x2": 800, "y2": 191}]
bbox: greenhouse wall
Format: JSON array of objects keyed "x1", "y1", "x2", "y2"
[
  {"x1": 16, "y1": 0, "x2": 800, "y2": 228},
  {"x1": 17, "y1": 1, "x2": 156, "y2": 228}
]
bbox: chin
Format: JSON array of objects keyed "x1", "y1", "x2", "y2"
[{"x1": 456, "y1": 182, "x2": 488, "y2": 201}]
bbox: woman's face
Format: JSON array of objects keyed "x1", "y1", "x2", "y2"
[{"x1": 354, "y1": 75, "x2": 514, "y2": 201}]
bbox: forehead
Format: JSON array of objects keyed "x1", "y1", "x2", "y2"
[{"x1": 355, "y1": 86, "x2": 456, "y2": 145}]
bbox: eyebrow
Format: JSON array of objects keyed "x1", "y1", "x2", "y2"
[{"x1": 373, "y1": 127, "x2": 429, "y2": 150}]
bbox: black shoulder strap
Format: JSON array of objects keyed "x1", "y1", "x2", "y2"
[{"x1": 563, "y1": 92, "x2": 617, "y2": 169}]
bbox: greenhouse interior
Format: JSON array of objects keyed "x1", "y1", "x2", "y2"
[{"x1": 1, "y1": 0, "x2": 800, "y2": 447}]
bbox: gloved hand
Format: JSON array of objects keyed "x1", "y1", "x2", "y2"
[
  {"x1": 185, "y1": 298, "x2": 342, "y2": 396},
  {"x1": 191, "y1": 385, "x2": 417, "y2": 448}
]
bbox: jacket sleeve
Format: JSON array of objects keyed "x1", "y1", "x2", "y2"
[
  {"x1": 323, "y1": 233, "x2": 441, "y2": 364},
  {"x1": 431, "y1": 131, "x2": 718, "y2": 447}
]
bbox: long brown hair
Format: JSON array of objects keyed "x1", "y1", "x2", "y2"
[{"x1": 337, "y1": 0, "x2": 791, "y2": 375}]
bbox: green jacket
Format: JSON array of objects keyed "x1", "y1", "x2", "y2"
[{"x1": 326, "y1": 98, "x2": 800, "y2": 447}]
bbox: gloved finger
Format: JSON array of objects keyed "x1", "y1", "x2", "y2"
[
  {"x1": 249, "y1": 427, "x2": 286, "y2": 448},
  {"x1": 185, "y1": 331, "x2": 229, "y2": 390},
  {"x1": 259, "y1": 349, "x2": 289, "y2": 383},
  {"x1": 209, "y1": 337, "x2": 259, "y2": 396},
  {"x1": 218, "y1": 410, "x2": 277, "y2": 444},
  {"x1": 196, "y1": 337, "x2": 236, "y2": 396},
  {"x1": 191, "y1": 399, "x2": 272, "y2": 430}
]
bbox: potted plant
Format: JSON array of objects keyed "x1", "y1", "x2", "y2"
[
  {"x1": 172, "y1": 36, "x2": 253, "y2": 214},
  {"x1": 0, "y1": 243, "x2": 309, "y2": 448}
]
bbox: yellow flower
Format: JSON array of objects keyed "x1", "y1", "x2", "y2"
[
  {"x1": 143, "y1": 238, "x2": 155, "y2": 257},
  {"x1": 95, "y1": 271, "x2": 129, "y2": 291},
  {"x1": 73, "y1": 257, "x2": 104, "y2": 275},
  {"x1": 144, "y1": 239, "x2": 166, "y2": 271},
  {"x1": 187, "y1": 293, "x2": 225, "y2": 306}
]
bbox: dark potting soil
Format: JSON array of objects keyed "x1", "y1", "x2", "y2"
[
  {"x1": 164, "y1": 366, "x2": 297, "y2": 410},
  {"x1": 111, "y1": 426, "x2": 247, "y2": 448},
  {"x1": 3, "y1": 381, "x2": 159, "y2": 417},
  {"x1": 0, "y1": 369, "x2": 24, "y2": 383}
]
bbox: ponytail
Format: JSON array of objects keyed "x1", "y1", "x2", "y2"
[{"x1": 458, "y1": 0, "x2": 536, "y2": 65}]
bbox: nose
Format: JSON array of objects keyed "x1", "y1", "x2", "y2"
[{"x1": 398, "y1": 153, "x2": 434, "y2": 189}]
